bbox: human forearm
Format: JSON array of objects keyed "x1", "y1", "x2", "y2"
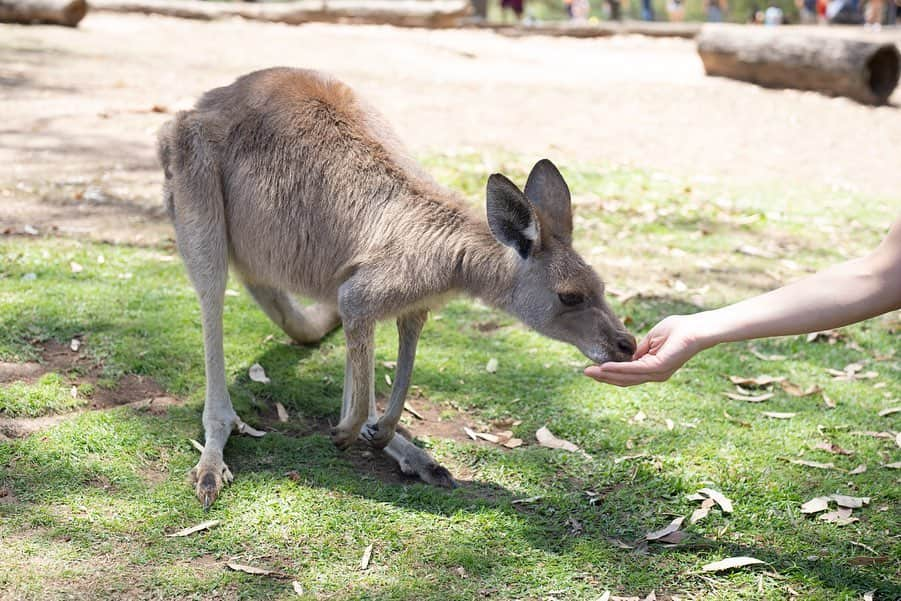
[{"x1": 697, "y1": 249, "x2": 901, "y2": 348}]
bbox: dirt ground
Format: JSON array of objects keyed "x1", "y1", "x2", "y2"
[{"x1": 1, "y1": 14, "x2": 899, "y2": 244}]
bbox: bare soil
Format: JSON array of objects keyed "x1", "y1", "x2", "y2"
[{"x1": 1, "y1": 14, "x2": 899, "y2": 245}]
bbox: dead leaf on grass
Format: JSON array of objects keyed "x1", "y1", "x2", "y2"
[
  {"x1": 491, "y1": 417, "x2": 522, "y2": 428},
  {"x1": 819, "y1": 507, "x2": 857, "y2": 525},
  {"x1": 614, "y1": 453, "x2": 648, "y2": 464},
  {"x1": 511, "y1": 495, "x2": 542, "y2": 505},
  {"x1": 485, "y1": 357, "x2": 498, "y2": 373},
  {"x1": 690, "y1": 498, "x2": 716, "y2": 524},
  {"x1": 69, "y1": 338, "x2": 81, "y2": 352},
  {"x1": 724, "y1": 392, "x2": 775, "y2": 403},
  {"x1": 404, "y1": 404, "x2": 424, "y2": 420},
  {"x1": 849, "y1": 464, "x2": 867, "y2": 475},
  {"x1": 226, "y1": 562, "x2": 281, "y2": 577},
  {"x1": 762, "y1": 411, "x2": 795, "y2": 419},
  {"x1": 630, "y1": 410, "x2": 647, "y2": 424},
  {"x1": 800, "y1": 496, "x2": 831, "y2": 514},
  {"x1": 188, "y1": 438, "x2": 204, "y2": 453},
  {"x1": 292, "y1": 581, "x2": 304, "y2": 595},
  {"x1": 70, "y1": 261, "x2": 83, "y2": 273},
  {"x1": 814, "y1": 441, "x2": 854, "y2": 455},
  {"x1": 275, "y1": 402, "x2": 289, "y2": 423},
  {"x1": 749, "y1": 347, "x2": 787, "y2": 361},
  {"x1": 536, "y1": 426, "x2": 582, "y2": 454},
  {"x1": 698, "y1": 488, "x2": 734, "y2": 513},
  {"x1": 877, "y1": 406, "x2": 900, "y2": 417},
  {"x1": 848, "y1": 556, "x2": 889, "y2": 566},
  {"x1": 166, "y1": 519, "x2": 220, "y2": 537},
  {"x1": 645, "y1": 516, "x2": 684, "y2": 541},
  {"x1": 597, "y1": 592, "x2": 611, "y2": 601},
  {"x1": 657, "y1": 530, "x2": 685, "y2": 544},
  {"x1": 822, "y1": 393, "x2": 836, "y2": 409},
  {"x1": 806, "y1": 330, "x2": 844, "y2": 344},
  {"x1": 249, "y1": 363, "x2": 270, "y2": 384},
  {"x1": 728, "y1": 375, "x2": 785, "y2": 388},
  {"x1": 780, "y1": 382, "x2": 821, "y2": 397},
  {"x1": 831, "y1": 494, "x2": 869, "y2": 508},
  {"x1": 462, "y1": 427, "x2": 478, "y2": 441},
  {"x1": 701, "y1": 556, "x2": 765, "y2": 572},
  {"x1": 883, "y1": 462, "x2": 901, "y2": 469},
  {"x1": 723, "y1": 410, "x2": 751, "y2": 427},
  {"x1": 360, "y1": 543, "x2": 373, "y2": 570},
  {"x1": 503, "y1": 437, "x2": 523, "y2": 449},
  {"x1": 789, "y1": 459, "x2": 839, "y2": 470}
]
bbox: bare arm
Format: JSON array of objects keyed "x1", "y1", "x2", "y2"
[{"x1": 585, "y1": 215, "x2": 901, "y2": 386}]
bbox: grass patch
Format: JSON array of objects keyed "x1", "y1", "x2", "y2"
[
  {"x1": 0, "y1": 155, "x2": 898, "y2": 600},
  {"x1": 0, "y1": 373, "x2": 89, "y2": 417}
]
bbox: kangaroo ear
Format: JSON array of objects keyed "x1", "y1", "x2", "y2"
[
  {"x1": 486, "y1": 173, "x2": 540, "y2": 260},
  {"x1": 524, "y1": 159, "x2": 572, "y2": 242}
]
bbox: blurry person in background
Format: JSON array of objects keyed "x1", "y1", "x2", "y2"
[
  {"x1": 641, "y1": 0, "x2": 655, "y2": 20},
  {"x1": 563, "y1": 0, "x2": 574, "y2": 18},
  {"x1": 764, "y1": 2, "x2": 784, "y2": 22},
  {"x1": 667, "y1": 0, "x2": 686, "y2": 21},
  {"x1": 607, "y1": 0, "x2": 623, "y2": 19},
  {"x1": 706, "y1": 0, "x2": 727, "y2": 20},
  {"x1": 865, "y1": 0, "x2": 884, "y2": 28},
  {"x1": 797, "y1": 0, "x2": 819, "y2": 21},
  {"x1": 571, "y1": 0, "x2": 591, "y2": 19},
  {"x1": 500, "y1": 0, "x2": 524, "y2": 21}
]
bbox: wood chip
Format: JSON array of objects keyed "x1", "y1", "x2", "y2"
[
  {"x1": 646, "y1": 516, "x2": 684, "y2": 541},
  {"x1": 698, "y1": 488, "x2": 734, "y2": 513},
  {"x1": 724, "y1": 392, "x2": 774, "y2": 403},
  {"x1": 248, "y1": 363, "x2": 270, "y2": 384},
  {"x1": 166, "y1": 519, "x2": 220, "y2": 537},
  {"x1": 360, "y1": 543, "x2": 373, "y2": 570},
  {"x1": 701, "y1": 556, "x2": 765, "y2": 572},
  {"x1": 275, "y1": 402, "x2": 289, "y2": 423},
  {"x1": 800, "y1": 496, "x2": 831, "y2": 514},
  {"x1": 762, "y1": 411, "x2": 795, "y2": 419}
]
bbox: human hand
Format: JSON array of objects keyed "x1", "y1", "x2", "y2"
[{"x1": 584, "y1": 314, "x2": 710, "y2": 386}]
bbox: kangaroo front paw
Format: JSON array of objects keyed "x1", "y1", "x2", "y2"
[
  {"x1": 361, "y1": 419, "x2": 396, "y2": 449},
  {"x1": 189, "y1": 461, "x2": 233, "y2": 510}
]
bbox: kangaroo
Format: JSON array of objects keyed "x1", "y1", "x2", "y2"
[{"x1": 157, "y1": 67, "x2": 636, "y2": 509}]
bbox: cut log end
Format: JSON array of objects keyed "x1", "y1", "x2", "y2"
[
  {"x1": 0, "y1": 0, "x2": 88, "y2": 26},
  {"x1": 867, "y1": 46, "x2": 901, "y2": 102}
]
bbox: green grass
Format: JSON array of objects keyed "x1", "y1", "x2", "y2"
[
  {"x1": 0, "y1": 155, "x2": 898, "y2": 600},
  {"x1": 0, "y1": 373, "x2": 91, "y2": 417}
]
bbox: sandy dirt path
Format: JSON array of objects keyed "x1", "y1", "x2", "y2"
[{"x1": 1, "y1": 14, "x2": 899, "y2": 242}]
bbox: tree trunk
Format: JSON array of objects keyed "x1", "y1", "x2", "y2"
[
  {"x1": 0, "y1": 0, "x2": 87, "y2": 26},
  {"x1": 697, "y1": 24, "x2": 900, "y2": 105}
]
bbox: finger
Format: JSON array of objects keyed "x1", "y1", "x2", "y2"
[
  {"x1": 591, "y1": 354, "x2": 667, "y2": 375},
  {"x1": 632, "y1": 334, "x2": 652, "y2": 360}
]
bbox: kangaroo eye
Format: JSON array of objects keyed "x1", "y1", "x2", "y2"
[{"x1": 558, "y1": 292, "x2": 585, "y2": 307}]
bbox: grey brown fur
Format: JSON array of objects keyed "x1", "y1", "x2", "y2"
[{"x1": 157, "y1": 67, "x2": 634, "y2": 508}]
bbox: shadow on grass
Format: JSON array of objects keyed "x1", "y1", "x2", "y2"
[{"x1": 2, "y1": 294, "x2": 899, "y2": 598}]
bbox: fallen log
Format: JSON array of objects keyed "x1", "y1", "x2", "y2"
[
  {"x1": 0, "y1": 0, "x2": 87, "y2": 26},
  {"x1": 486, "y1": 20, "x2": 700, "y2": 39},
  {"x1": 89, "y1": 0, "x2": 471, "y2": 28},
  {"x1": 697, "y1": 24, "x2": 900, "y2": 105}
]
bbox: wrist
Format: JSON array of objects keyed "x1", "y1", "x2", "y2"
[{"x1": 685, "y1": 309, "x2": 730, "y2": 351}]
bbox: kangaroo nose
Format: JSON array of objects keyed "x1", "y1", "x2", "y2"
[{"x1": 615, "y1": 334, "x2": 637, "y2": 358}]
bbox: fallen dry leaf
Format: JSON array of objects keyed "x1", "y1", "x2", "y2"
[
  {"x1": 503, "y1": 437, "x2": 523, "y2": 449},
  {"x1": 166, "y1": 519, "x2": 220, "y2": 537},
  {"x1": 806, "y1": 330, "x2": 843, "y2": 344},
  {"x1": 462, "y1": 427, "x2": 478, "y2": 441},
  {"x1": 819, "y1": 507, "x2": 857, "y2": 525},
  {"x1": 701, "y1": 556, "x2": 765, "y2": 572},
  {"x1": 877, "y1": 406, "x2": 900, "y2": 417},
  {"x1": 630, "y1": 410, "x2": 647, "y2": 423},
  {"x1": 780, "y1": 381, "x2": 821, "y2": 397},
  {"x1": 724, "y1": 392, "x2": 774, "y2": 403},
  {"x1": 69, "y1": 338, "x2": 81, "y2": 352},
  {"x1": 614, "y1": 453, "x2": 648, "y2": 464},
  {"x1": 643, "y1": 590, "x2": 657, "y2": 601},
  {"x1": 536, "y1": 426, "x2": 581, "y2": 453},
  {"x1": 657, "y1": 530, "x2": 685, "y2": 544},
  {"x1": 884, "y1": 462, "x2": 901, "y2": 469},
  {"x1": 485, "y1": 357, "x2": 498, "y2": 373},
  {"x1": 491, "y1": 417, "x2": 522, "y2": 428},
  {"x1": 474, "y1": 431, "x2": 501, "y2": 444},
  {"x1": 698, "y1": 488, "x2": 734, "y2": 513},
  {"x1": 849, "y1": 464, "x2": 867, "y2": 475},
  {"x1": 249, "y1": 363, "x2": 270, "y2": 384},
  {"x1": 275, "y1": 402, "x2": 289, "y2": 423},
  {"x1": 822, "y1": 392, "x2": 836, "y2": 409},
  {"x1": 665, "y1": 418, "x2": 674, "y2": 431},
  {"x1": 814, "y1": 441, "x2": 854, "y2": 456},
  {"x1": 789, "y1": 459, "x2": 838, "y2": 470},
  {"x1": 723, "y1": 410, "x2": 751, "y2": 427},
  {"x1": 749, "y1": 347, "x2": 787, "y2": 362},
  {"x1": 597, "y1": 592, "x2": 611, "y2": 601},
  {"x1": 188, "y1": 438, "x2": 204, "y2": 453},
  {"x1": 800, "y1": 496, "x2": 831, "y2": 514},
  {"x1": 226, "y1": 562, "x2": 280, "y2": 577},
  {"x1": 728, "y1": 375, "x2": 785, "y2": 388},
  {"x1": 690, "y1": 498, "x2": 716, "y2": 524},
  {"x1": 404, "y1": 404, "x2": 424, "y2": 420},
  {"x1": 762, "y1": 411, "x2": 795, "y2": 419},
  {"x1": 360, "y1": 543, "x2": 373, "y2": 570},
  {"x1": 292, "y1": 581, "x2": 304, "y2": 595},
  {"x1": 511, "y1": 495, "x2": 542, "y2": 505},
  {"x1": 645, "y1": 516, "x2": 684, "y2": 541},
  {"x1": 236, "y1": 421, "x2": 266, "y2": 437},
  {"x1": 70, "y1": 261, "x2": 83, "y2": 273},
  {"x1": 831, "y1": 494, "x2": 869, "y2": 509}
]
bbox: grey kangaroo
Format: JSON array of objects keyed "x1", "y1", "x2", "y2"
[{"x1": 157, "y1": 68, "x2": 636, "y2": 509}]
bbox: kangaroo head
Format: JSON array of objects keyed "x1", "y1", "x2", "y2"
[{"x1": 485, "y1": 159, "x2": 636, "y2": 364}]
